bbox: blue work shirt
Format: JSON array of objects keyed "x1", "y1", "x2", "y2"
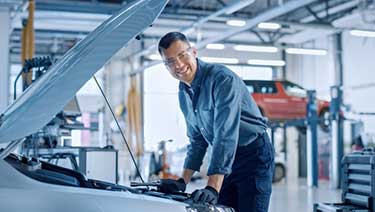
[{"x1": 179, "y1": 59, "x2": 268, "y2": 176}]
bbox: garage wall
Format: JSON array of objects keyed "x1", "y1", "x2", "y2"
[
  {"x1": 286, "y1": 36, "x2": 336, "y2": 100},
  {"x1": 342, "y1": 31, "x2": 375, "y2": 134},
  {"x1": 287, "y1": 32, "x2": 375, "y2": 135}
]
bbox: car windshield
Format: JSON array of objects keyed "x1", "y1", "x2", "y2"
[{"x1": 282, "y1": 81, "x2": 307, "y2": 97}]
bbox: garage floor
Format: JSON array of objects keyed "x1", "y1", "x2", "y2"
[
  {"x1": 269, "y1": 179, "x2": 341, "y2": 212},
  {"x1": 188, "y1": 178, "x2": 341, "y2": 212}
]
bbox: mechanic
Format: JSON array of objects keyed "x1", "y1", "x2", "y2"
[{"x1": 157, "y1": 32, "x2": 274, "y2": 212}]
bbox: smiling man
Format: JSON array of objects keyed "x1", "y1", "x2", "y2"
[{"x1": 157, "y1": 32, "x2": 274, "y2": 212}]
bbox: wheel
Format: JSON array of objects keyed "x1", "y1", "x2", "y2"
[
  {"x1": 319, "y1": 108, "x2": 330, "y2": 133},
  {"x1": 296, "y1": 126, "x2": 307, "y2": 134},
  {"x1": 273, "y1": 163, "x2": 285, "y2": 183}
]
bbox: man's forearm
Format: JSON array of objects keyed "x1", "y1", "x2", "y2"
[
  {"x1": 182, "y1": 168, "x2": 195, "y2": 184},
  {"x1": 207, "y1": 174, "x2": 224, "y2": 192}
]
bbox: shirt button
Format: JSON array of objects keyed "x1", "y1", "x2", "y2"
[
  {"x1": 194, "y1": 109, "x2": 198, "y2": 113},
  {"x1": 200, "y1": 127, "x2": 204, "y2": 131}
]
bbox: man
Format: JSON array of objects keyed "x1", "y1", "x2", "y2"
[{"x1": 157, "y1": 32, "x2": 274, "y2": 212}]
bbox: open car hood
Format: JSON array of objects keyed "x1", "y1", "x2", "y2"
[{"x1": 0, "y1": 0, "x2": 167, "y2": 144}]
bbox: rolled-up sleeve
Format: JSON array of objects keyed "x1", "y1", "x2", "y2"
[
  {"x1": 207, "y1": 75, "x2": 241, "y2": 176},
  {"x1": 183, "y1": 126, "x2": 208, "y2": 172}
]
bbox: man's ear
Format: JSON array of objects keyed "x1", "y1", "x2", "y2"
[{"x1": 191, "y1": 47, "x2": 198, "y2": 58}]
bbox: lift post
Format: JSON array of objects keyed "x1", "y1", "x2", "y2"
[
  {"x1": 306, "y1": 90, "x2": 318, "y2": 187},
  {"x1": 330, "y1": 85, "x2": 344, "y2": 189}
]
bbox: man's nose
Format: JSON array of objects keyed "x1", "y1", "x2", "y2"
[{"x1": 174, "y1": 57, "x2": 184, "y2": 68}]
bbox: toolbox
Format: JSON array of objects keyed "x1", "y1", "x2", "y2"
[
  {"x1": 342, "y1": 149, "x2": 375, "y2": 211},
  {"x1": 314, "y1": 203, "x2": 370, "y2": 212}
]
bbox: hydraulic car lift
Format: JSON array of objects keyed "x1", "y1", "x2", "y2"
[{"x1": 267, "y1": 89, "x2": 321, "y2": 187}]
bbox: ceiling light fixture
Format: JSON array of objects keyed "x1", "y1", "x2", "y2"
[
  {"x1": 206, "y1": 43, "x2": 225, "y2": 50},
  {"x1": 148, "y1": 54, "x2": 162, "y2": 61},
  {"x1": 226, "y1": 19, "x2": 247, "y2": 27},
  {"x1": 350, "y1": 29, "x2": 375, "y2": 38},
  {"x1": 286, "y1": 48, "x2": 327, "y2": 56},
  {"x1": 248, "y1": 59, "x2": 285, "y2": 66},
  {"x1": 201, "y1": 57, "x2": 239, "y2": 64},
  {"x1": 234, "y1": 45, "x2": 278, "y2": 53},
  {"x1": 257, "y1": 22, "x2": 281, "y2": 30}
]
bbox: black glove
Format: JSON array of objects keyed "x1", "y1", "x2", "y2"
[
  {"x1": 159, "y1": 178, "x2": 186, "y2": 194},
  {"x1": 191, "y1": 186, "x2": 219, "y2": 204}
]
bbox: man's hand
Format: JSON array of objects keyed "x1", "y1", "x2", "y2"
[
  {"x1": 191, "y1": 186, "x2": 219, "y2": 204},
  {"x1": 159, "y1": 178, "x2": 186, "y2": 194}
]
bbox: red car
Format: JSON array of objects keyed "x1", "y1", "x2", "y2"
[{"x1": 244, "y1": 80, "x2": 330, "y2": 130}]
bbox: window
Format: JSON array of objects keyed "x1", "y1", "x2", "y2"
[
  {"x1": 281, "y1": 81, "x2": 306, "y2": 97},
  {"x1": 243, "y1": 80, "x2": 258, "y2": 93},
  {"x1": 258, "y1": 81, "x2": 277, "y2": 94}
]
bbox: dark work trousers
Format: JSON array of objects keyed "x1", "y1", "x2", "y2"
[{"x1": 218, "y1": 133, "x2": 275, "y2": 212}]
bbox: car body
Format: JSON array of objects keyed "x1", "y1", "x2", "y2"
[
  {"x1": 244, "y1": 80, "x2": 330, "y2": 128},
  {"x1": 0, "y1": 1, "x2": 233, "y2": 211}
]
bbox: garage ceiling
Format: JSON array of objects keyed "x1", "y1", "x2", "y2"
[{"x1": 5, "y1": 0, "x2": 374, "y2": 63}]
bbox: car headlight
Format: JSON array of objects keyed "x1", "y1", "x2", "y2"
[{"x1": 186, "y1": 204, "x2": 235, "y2": 212}]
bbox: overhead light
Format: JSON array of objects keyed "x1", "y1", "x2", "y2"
[
  {"x1": 248, "y1": 59, "x2": 285, "y2": 66},
  {"x1": 226, "y1": 19, "x2": 247, "y2": 27},
  {"x1": 286, "y1": 48, "x2": 327, "y2": 56},
  {"x1": 148, "y1": 54, "x2": 162, "y2": 61},
  {"x1": 189, "y1": 42, "x2": 196, "y2": 47},
  {"x1": 224, "y1": 0, "x2": 255, "y2": 15},
  {"x1": 257, "y1": 22, "x2": 281, "y2": 30},
  {"x1": 350, "y1": 29, "x2": 375, "y2": 38},
  {"x1": 201, "y1": 57, "x2": 239, "y2": 64},
  {"x1": 206, "y1": 43, "x2": 225, "y2": 50},
  {"x1": 234, "y1": 45, "x2": 278, "y2": 53}
]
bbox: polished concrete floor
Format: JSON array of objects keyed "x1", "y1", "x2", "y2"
[
  {"x1": 188, "y1": 178, "x2": 341, "y2": 212},
  {"x1": 269, "y1": 179, "x2": 341, "y2": 212}
]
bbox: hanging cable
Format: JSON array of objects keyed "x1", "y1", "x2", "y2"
[{"x1": 93, "y1": 76, "x2": 146, "y2": 184}]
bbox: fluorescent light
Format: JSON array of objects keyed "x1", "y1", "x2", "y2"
[
  {"x1": 257, "y1": 22, "x2": 281, "y2": 30},
  {"x1": 248, "y1": 59, "x2": 285, "y2": 66},
  {"x1": 234, "y1": 45, "x2": 278, "y2": 53},
  {"x1": 350, "y1": 29, "x2": 375, "y2": 38},
  {"x1": 206, "y1": 43, "x2": 225, "y2": 50},
  {"x1": 226, "y1": 19, "x2": 246, "y2": 27},
  {"x1": 286, "y1": 48, "x2": 327, "y2": 56},
  {"x1": 201, "y1": 57, "x2": 239, "y2": 64},
  {"x1": 148, "y1": 54, "x2": 162, "y2": 61}
]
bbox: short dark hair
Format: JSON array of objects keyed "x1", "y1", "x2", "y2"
[{"x1": 158, "y1": 32, "x2": 190, "y2": 55}]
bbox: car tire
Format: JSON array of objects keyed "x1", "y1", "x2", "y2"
[
  {"x1": 273, "y1": 163, "x2": 285, "y2": 183},
  {"x1": 296, "y1": 126, "x2": 307, "y2": 134},
  {"x1": 319, "y1": 108, "x2": 330, "y2": 133}
]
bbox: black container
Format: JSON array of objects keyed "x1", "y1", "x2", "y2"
[
  {"x1": 314, "y1": 203, "x2": 370, "y2": 212},
  {"x1": 342, "y1": 149, "x2": 375, "y2": 211}
]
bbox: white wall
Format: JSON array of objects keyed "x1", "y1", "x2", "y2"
[
  {"x1": 342, "y1": 31, "x2": 375, "y2": 134},
  {"x1": 287, "y1": 31, "x2": 375, "y2": 135},
  {"x1": 286, "y1": 36, "x2": 336, "y2": 100}
]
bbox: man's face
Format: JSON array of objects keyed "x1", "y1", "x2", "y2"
[{"x1": 161, "y1": 40, "x2": 198, "y2": 85}]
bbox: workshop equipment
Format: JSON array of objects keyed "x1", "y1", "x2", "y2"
[
  {"x1": 314, "y1": 203, "x2": 369, "y2": 212},
  {"x1": 341, "y1": 149, "x2": 375, "y2": 211}
]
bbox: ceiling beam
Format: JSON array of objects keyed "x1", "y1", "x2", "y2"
[
  {"x1": 126, "y1": 0, "x2": 255, "y2": 59},
  {"x1": 128, "y1": 0, "x2": 320, "y2": 76},
  {"x1": 300, "y1": 0, "x2": 360, "y2": 23},
  {"x1": 195, "y1": 0, "x2": 320, "y2": 49}
]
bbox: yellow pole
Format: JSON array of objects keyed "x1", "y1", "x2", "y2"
[{"x1": 21, "y1": 0, "x2": 35, "y2": 89}]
